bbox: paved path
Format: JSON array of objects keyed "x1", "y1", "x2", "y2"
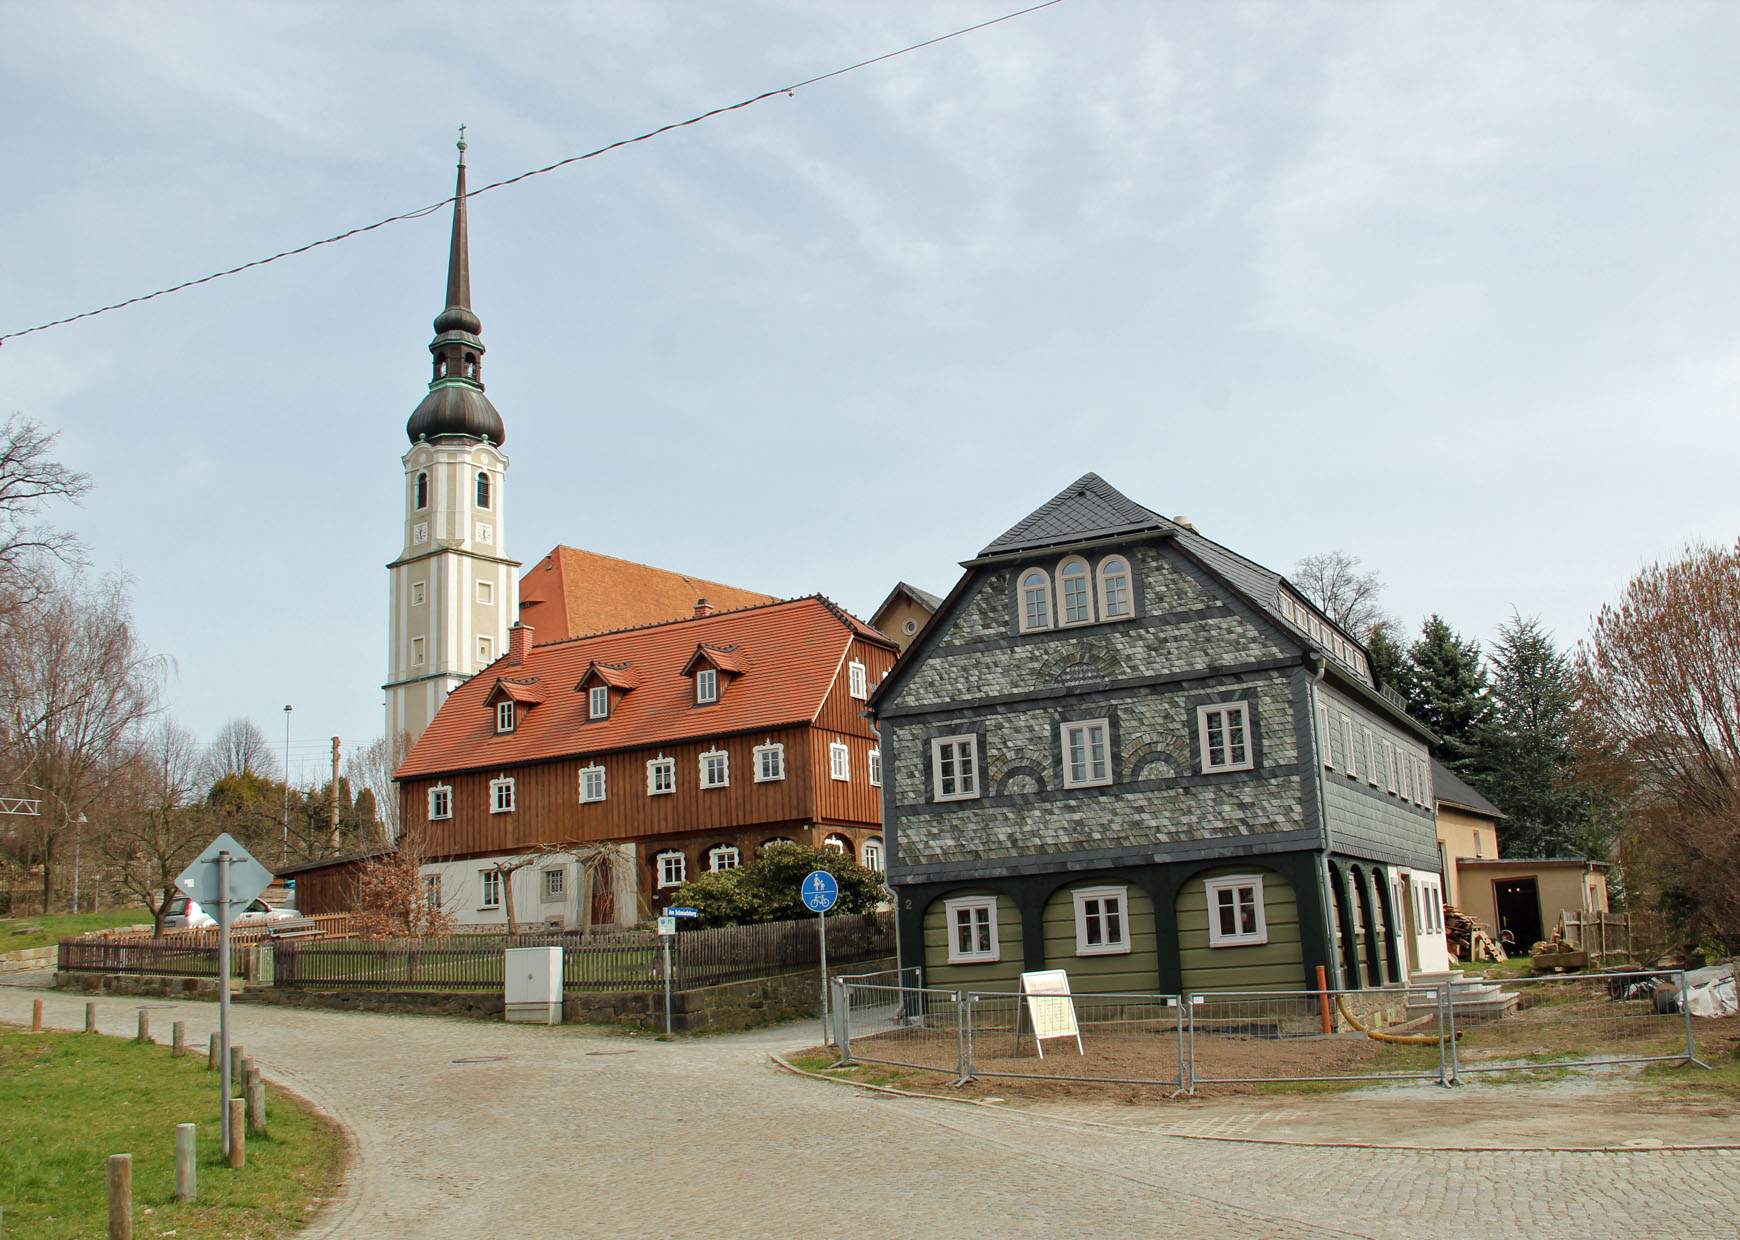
[{"x1": 6, "y1": 984, "x2": 1737, "y2": 1239}]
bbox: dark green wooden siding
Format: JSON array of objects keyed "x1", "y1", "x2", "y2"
[{"x1": 1177, "y1": 865, "x2": 1306, "y2": 993}]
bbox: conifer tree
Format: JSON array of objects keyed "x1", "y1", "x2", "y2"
[
  {"x1": 1402, "y1": 615, "x2": 1490, "y2": 777},
  {"x1": 1481, "y1": 614, "x2": 1594, "y2": 858},
  {"x1": 1367, "y1": 622, "x2": 1406, "y2": 693}
]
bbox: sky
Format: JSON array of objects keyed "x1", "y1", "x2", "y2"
[{"x1": 3, "y1": 1, "x2": 1737, "y2": 786}]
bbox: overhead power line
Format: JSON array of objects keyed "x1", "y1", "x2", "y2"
[{"x1": 0, "y1": 0, "x2": 1067, "y2": 345}]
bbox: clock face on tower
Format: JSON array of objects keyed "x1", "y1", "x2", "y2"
[
  {"x1": 414, "y1": 521, "x2": 430, "y2": 545},
  {"x1": 475, "y1": 522, "x2": 494, "y2": 545}
]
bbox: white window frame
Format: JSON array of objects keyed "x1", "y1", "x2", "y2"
[
  {"x1": 848, "y1": 660, "x2": 868, "y2": 700},
  {"x1": 1317, "y1": 701, "x2": 1334, "y2": 769},
  {"x1": 543, "y1": 867, "x2": 566, "y2": 900},
  {"x1": 823, "y1": 834, "x2": 851, "y2": 855},
  {"x1": 489, "y1": 777, "x2": 515, "y2": 814},
  {"x1": 427, "y1": 785, "x2": 452, "y2": 821},
  {"x1": 1197, "y1": 702, "x2": 1254, "y2": 774},
  {"x1": 1017, "y1": 567, "x2": 1053, "y2": 633},
  {"x1": 699, "y1": 748, "x2": 730, "y2": 790},
  {"x1": 655, "y1": 850, "x2": 686, "y2": 889},
  {"x1": 588, "y1": 685, "x2": 610, "y2": 720},
  {"x1": 579, "y1": 763, "x2": 606, "y2": 804},
  {"x1": 1364, "y1": 728, "x2": 1380, "y2": 786},
  {"x1": 862, "y1": 837, "x2": 884, "y2": 871},
  {"x1": 943, "y1": 895, "x2": 999, "y2": 964},
  {"x1": 646, "y1": 756, "x2": 676, "y2": 796},
  {"x1": 930, "y1": 734, "x2": 980, "y2": 802},
  {"x1": 753, "y1": 742, "x2": 786, "y2": 783},
  {"x1": 829, "y1": 741, "x2": 851, "y2": 782},
  {"x1": 1095, "y1": 556, "x2": 1134, "y2": 621},
  {"x1": 476, "y1": 579, "x2": 494, "y2": 606},
  {"x1": 1055, "y1": 556, "x2": 1095, "y2": 627},
  {"x1": 708, "y1": 844, "x2": 740, "y2": 872},
  {"x1": 1071, "y1": 885, "x2": 1131, "y2": 956},
  {"x1": 479, "y1": 869, "x2": 502, "y2": 909},
  {"x1": 1060, "y1": 718, "x2": 1113, "y2": 789},
  {"x1": 695, "y1": 667, "x2": 718, "y2": 705},
  {"x1": 495, "y1": 700, "x2": 515, "y2": 734},
  {"x1": 868, "y1": 748, "x2": 882, "y2": 788},
  {"x1": 1204, "y1": 874, "x2": 1268, "y2": 947},
  {"x1": 1340, "y1": 715, "x2": 1357, "y2": 778}
]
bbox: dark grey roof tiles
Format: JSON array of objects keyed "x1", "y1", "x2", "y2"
[
  {"x1": 980, "y1": 472, "x2": 1174, "y2": 555},
  {"x1": 1433, "y1": 759, "x2": 1505, "y2": 818}
]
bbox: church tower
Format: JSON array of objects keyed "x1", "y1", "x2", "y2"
[{"x1": 385, "y1": 134, "x2": 520, "y2": 746}]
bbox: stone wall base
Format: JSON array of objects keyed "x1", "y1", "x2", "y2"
[{"x1": 54, "y1": 971, "x2": 232, "y2": 1000}]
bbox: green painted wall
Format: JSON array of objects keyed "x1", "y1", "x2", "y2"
[
  {"x1": 1177, "y1": 865, "x2": 1306, "y2": 993},
  {"x1": 920, "y1": 889, "x2": 1025, "y2": 991},
  {"x1": 1039, "y1": 882, "x2": 1159, "y2": 994}
]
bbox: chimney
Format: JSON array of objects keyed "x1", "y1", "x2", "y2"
[
  {"x1": 1172, "y1": 515, "x2": 1199, "y2": 533},
  {"x1": 693, "y1": 598, "x2": 715, "y2": 619},
  {"x1": 507, "y1": 621, "x2": 533, "y2": 665}
]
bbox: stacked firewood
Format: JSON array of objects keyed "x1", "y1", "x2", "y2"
[{"x1": 1445, "y1": 904, "x2": 1506, "y2": 962}]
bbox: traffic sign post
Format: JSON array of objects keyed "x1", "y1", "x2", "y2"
[
  {"x1": 657, "y1": 915, "x2": 677, "y2": 1036},
  {"x1": 801, "y1": 871, "x2": 840, "y2": 1047},
  {"x1": 175, "y1": 834, "x2": 273, "y2": 1160}
]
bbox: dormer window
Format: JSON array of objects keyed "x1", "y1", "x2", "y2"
[
  {"x1": 1019, "y1": 568, "x2": 1052, "y2": 632},
  {"x1": 496, "y1": 701, "x2": 515, "y2": 733},
  {"x1": 695, "y1": 667, "x2": 718, "y2": 705},
  {"x1": 415, "y1": 472, "x2": 428, "y2": 509},
  {"x1": 589, "y1": 685, "x2": 610, "y2": 720},
  {"x1": 1057, "y1": 556, "x2": 1094, "y2": 626},
  {"x1": 476, "y1": 471, "x2": 491, "y2": 509}
]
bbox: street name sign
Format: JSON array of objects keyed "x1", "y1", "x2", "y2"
[
  {"x1": 800, "y1": 870, "x2": 839, "y2": 913},
  {"x1": 667, "y1": 907, "x2": 700, "y2": 919},
  {"x1": 175, "y1": 833, "x2": 273, "y2": 915}
]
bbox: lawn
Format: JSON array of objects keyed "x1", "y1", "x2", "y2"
[
  {"x1": 1, "y1": 909, "x2": 152, "y2": 953},
  {"x1": 0, "y1": 1026, "x2": 345, "y2": 1239}
]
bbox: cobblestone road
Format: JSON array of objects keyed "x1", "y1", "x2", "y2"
[{"x1": 6, "y1": 985, "x2": 1736, "y2": 1239}]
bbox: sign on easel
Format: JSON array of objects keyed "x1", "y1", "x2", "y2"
[{"x1": 1017, "y1": 969, "x2": 1083, "y2": 1058}]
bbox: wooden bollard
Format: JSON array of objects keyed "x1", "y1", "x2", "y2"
[
  {"x1": 246, "y1": 1069, "x2": 267, "y2": 1136},
  {"x1": 175, "y1": 1123, "x2": 197, "y2": 1202},
  {"x1": 107, "y1": 1153, "x2": 132, "y2": 1239},
  {"x1": 230, "y1": 1045, "x2": 245, "y2": 1088},
  {"x1": 227, "y1": 1100, "x2": 246, "y2": 1168},
  {"x1": 172, "y1": 1021, "x2": 186, "y2": 1057},
  {"x1": 208, "y1": 1032, "x2": 220, "y2": 1070},
  {"x1": 31, "y1": 998, "x2": 42, "y2": 1032},
  {"x1": 136, "y1": 1009, "x2": 150, "y2": 1044},
  {"x1": 86, "y1": 1001, "x2": 98, "y2": 1033}
]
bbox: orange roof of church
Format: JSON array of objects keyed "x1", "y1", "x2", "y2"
[
  {"x1": 517, "y1": 546, "x2": 776, "y2": 641},
  {"x1": 396, "y1": 596, "x2": 893, "y2": 780}
]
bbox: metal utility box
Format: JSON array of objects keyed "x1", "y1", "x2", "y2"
[{"x1": 504, "y1": 946, "x2": 563, "y2": 1025}]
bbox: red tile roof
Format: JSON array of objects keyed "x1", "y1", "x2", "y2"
[
  {"x1": 484, "y1": 677, "x2": 546, "y2": 706},
  {"x1": 518, "y1": 545, "x2": 775, "y2": 641},
  {"x1": 397, "y1": 596, "x2": 889, "y2": 780},
  {"x1": 577, "y1": 660, "x2": 640, "y2": 691}
]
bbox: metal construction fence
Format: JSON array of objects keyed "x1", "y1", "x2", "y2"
[{"x1": 833, "y1": 969, "x2": 1707, "y2": 1092}]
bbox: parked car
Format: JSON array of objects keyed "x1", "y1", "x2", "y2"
[{"x1": 162, "y1": 895, "x2": 296, "y2": 930}]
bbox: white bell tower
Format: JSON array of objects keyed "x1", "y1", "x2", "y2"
[{"x1": 384, "y1": 133, "x2": 520, "y2": 747}]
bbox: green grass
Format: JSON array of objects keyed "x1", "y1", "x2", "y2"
[
  {"x1": 787, "y1": 1050, "x2": 927, "y2": 1090},
  {"x1": 1, "y1": 909, "x2": 153, "y2": 954},
  {"x1": 0, "y1": 1026, "x2": 345, "y2": 1239}
]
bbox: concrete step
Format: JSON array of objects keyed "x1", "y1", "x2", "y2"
[{"x1": 1404, "y1": 982, "x2": 1520, "y2": 1023}]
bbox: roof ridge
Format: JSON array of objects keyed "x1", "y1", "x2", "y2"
[
  {"x1": 545, "y1": 544, "x2": 777, "y2": 599},
  {"x1": 528, "y1": 593, "x2": 817, "y2": 649}
]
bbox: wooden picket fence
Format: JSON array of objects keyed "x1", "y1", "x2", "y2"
[
  {"x1": 1558, "y1": 910, "x2": 1633, "y2": 964},
  {"x1": 57, "y1": 938, "x2": 251, "y2": 979}
]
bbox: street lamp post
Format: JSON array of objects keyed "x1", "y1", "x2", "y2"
[{"x1": 281, "y1": 705, "x2": 293, "y2": 867}]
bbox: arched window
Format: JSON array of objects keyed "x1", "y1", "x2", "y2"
[
  {"x1": 464, "y1": 352, "x2": 478, "y2": 379},
  {"x1": 1097, "y1": 556, "x2": 1132, "y2": 620},
  {"x1": 822, "y1": 834, "x2": 852, "y2": 857},
  {"x1": 708, "y1": 844, "x2": 740, "y2": 872},
  {"x1": 1056, "y1": 556, "x2": 1094, "y2": 626},
  {"x1": 435, "y1": 356, "x2": 448, "y2": 379},
  {"x1": 476, "y1": 471, "x2": 491, "y2": 509},
  {"x1": 758, "y1": 836, "x2": 796, "y2": 854},
  {"x1": 1018, "y1": 568, "x2": 1052, "y2": 632},
  {"x1": 414, "y1": 472, "x2": 428, "y2": 510}
]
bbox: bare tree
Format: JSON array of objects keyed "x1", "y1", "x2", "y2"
[
  {"x1": 205, "y1": 717, "x2": 279, "y2": 782},
  {"x1": 1575, "y1": 538, "x2": 1740, "y2": 944},
  {"x1": 346, "y1": 732, "x2": 408, "y2": 844},
  {"x1": 1291, "y1": 551, "x2": 1391, "y2": 638},
  {"x1": 351, "y1": 826, "x2": 453, "y2": 939},
  {"x1": 100, "y1": 720, "x2": 211, "y2": 933},
  {"x1": 0, "y1": 416, "x2": 91, "y2": 610},
  {"x1": 2, "y1": 574, "x2": 165, "y2": 905}
]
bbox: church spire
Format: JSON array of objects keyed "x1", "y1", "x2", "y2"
[{"x1": 406, "y1": 128, "x2": 505, "y2": 446}]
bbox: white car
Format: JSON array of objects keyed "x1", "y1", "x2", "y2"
[{"x1": 162, "y1": 895, "x2": 295, "y2": 930}]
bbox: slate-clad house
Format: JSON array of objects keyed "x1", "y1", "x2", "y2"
[{"x1": 868, "y1": 474, "x2": 1449, "y2": 996}]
